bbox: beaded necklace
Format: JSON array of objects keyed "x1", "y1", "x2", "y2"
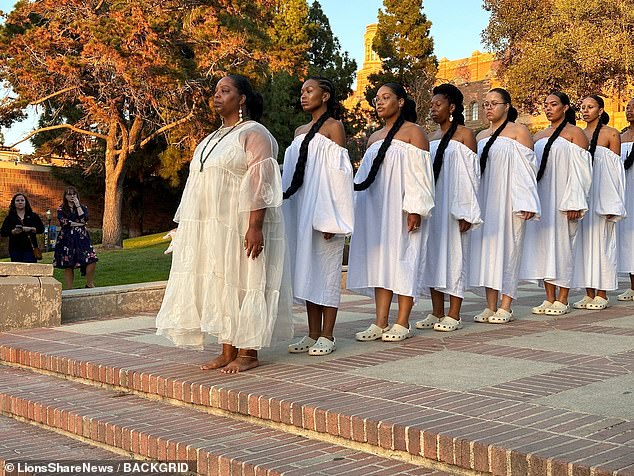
[{"x1": 198, "y1": 119, "x2": 245, "y2": 172}]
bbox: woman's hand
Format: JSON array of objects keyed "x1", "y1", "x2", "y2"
[
  {"x1": 566, "y1": 210, "x2": 582, "y2": 221},
  {"x1": 519, "y1": 211, "x2": 535, "y2": 221},
  {"x1": 407, "y1": 213, "x2": 422, "y2": 232},
  {"x1": 244, "y1": 226, "x2": 264, "y2": 260},
  {"x1": 458, "y1": 219, "x2": 472, "y2": 233}
]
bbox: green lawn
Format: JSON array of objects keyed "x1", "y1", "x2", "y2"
[{"x1": 3, "y1": 231, "x2": 173, "y2": 290}]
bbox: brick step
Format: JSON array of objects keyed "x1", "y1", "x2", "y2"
[
  {"x1": 2, "y1": 329, "x2": 634, "y2": 476},
  {"x1": 0, "y1": 366, "x2": 448, "y2": 476},
  {"x1": 0, "y1": 414, "x2": 126, "y2": 476}
]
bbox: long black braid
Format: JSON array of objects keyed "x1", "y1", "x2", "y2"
[
  {"x1": 354, "y1": 83, "x2": 417, "y2": 191},
  {"x1": 536, "y1": 91, "x2": 576, "y2": 182},
  {"x1": 479, "y1": 88, "x2": 518, "y2": 174},
  {"x1": 432, "y1": 84, "x2": 465, "y2": 182},
  {"x1": 283, "y1": 77, "x2": 339, "y2": 199},
  {"x1": 587, "y1": 95, "x2": 610, "y2": 162},
  {"x1": 625, "y1": 143, "x2": 634, "y2": 170}
]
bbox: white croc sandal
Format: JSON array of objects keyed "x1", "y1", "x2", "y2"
[
  {"x1": 489, "y1": 308, "x2": 514, "y2": 324},
  {"x1": 288, "y1": 336, "x2": 316, "y2": 353},
  {"x1": 617, "y1": 289, "x2": 634, "y2": 301},
  {"x1": 308, "y1": 337, "x2": 336, "y2": 356},
  {"x1": 544, "y1": 301, "x2": 570, "y2": 316},
  {"x1": 585, "y1": 296, "x2": 609, "y2": 310},
  {"x1": 573, "y1": 295, "x2": 593, "y2": 309},
  {"x1": 415, "y1": 313, "x2": 441, "y2": 329},
  {"x1": 355, "y1": 324, "x2": 390, "y2": 342},
  {"x1": 473, "y1": 308, "x2": 495, "y2": 323},
  {"x1": 531, "y1": 300, "x2": 554, "y2": 315},
  {"x1": 433, "y1": 316, "x2": 463, "y2": 332},
  {"x1": 381, "y1": 324, "x2": 411, "y2": 342}
]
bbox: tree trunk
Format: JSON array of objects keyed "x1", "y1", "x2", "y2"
[{"x1": 101, "y1": 147, "x2": 127, "y2": 248}]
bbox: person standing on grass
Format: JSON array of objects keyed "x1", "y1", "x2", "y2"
[
  {"x1": 155, "y1": 74, "x2": 293, "y2": 374},
  {"x1": 53, "y1": 186, "x2": 98, "y2": 288}
]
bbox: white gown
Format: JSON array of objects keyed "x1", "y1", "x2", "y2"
[
  {"x1": 156, "y1": 121, "x2": 293, "y2": 350},
  {"x1": 469, "y1": 137, "x2": 540, "y2": 299},
  {"x1": 282, "y1": 133, "x2": 354, "y2": 307},
  {"x1": 422, "y1": 140, "x2": 481, "y2": 298},
  {"x1": 520, "y1": 137, "x2": 592, "y2": 287},
  {"x1": 347, "y1": 139, "x2": 434, "y2": 298},
  {"x1": 617, "y1": 142, "x2": 634, "y2": 274},
  {"x1": 572, "y1": 145, "x2": 626, "y2": 290}
]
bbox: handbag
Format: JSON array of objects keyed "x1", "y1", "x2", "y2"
[{"x1": 29, "y1": 234, "x2": 43, "y2": 261}]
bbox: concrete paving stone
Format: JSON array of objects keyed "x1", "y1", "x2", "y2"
[
  {"x1": 491, "y1": 329, "x2": 634, "y2": 356},
  {"x1": 593, "y1": 316, "x2": 634, "y2": 330},
  {"x1": 349, "y1": 349, "x2": 562, "y2": 392}
]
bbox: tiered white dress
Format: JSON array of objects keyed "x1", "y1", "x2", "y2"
[
  {"x1": 282, "y1": 133, "x2": 354, "y2": 307},
  {"x1": 520, "y1": 138, "x2": 592, "y2": 287},
  {"x1": 617, "y1": 142, "x2": 634, "y2": 274},
  {"x1": 572, "y1": 145, "x2": 626, "y2": 290},
  {"x1": 156, "y1": 121, "x2": 293, "y2": 350},
  {"x1": 469, "y1": 137, "x2": 540, "y2": 299},
  {"x1": 421, "y1": 140, "x2": 481, "y2": 298},
  {"x1": 347, "y1": 139, "x2": 434, "y2": 298}
]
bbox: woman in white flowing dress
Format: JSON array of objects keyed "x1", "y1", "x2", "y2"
[
  {"x1": 348, "y1": 83, "x2": 434, "y2": 342},
  {"x1": 416, "y1": 83, "x2": 480, "y2": 332},
  {"x1": 572, "y1": 95, "x2": 625, "y2": 310},
  {"x1": 156, "y1": 75, "x2": 293, "y2": 373},
  {"x1": 520, "y1": 92, "x2": 592, "y2": 316},
  {"x1": 617, "y1": 98, "x2": 634, "y2": 300},
  {"x1": 469, "y1": 88, "x2": 539, "y2": 324},
  {"x1": 283, "y1": 77, "x2": 354, "y2": 356}
]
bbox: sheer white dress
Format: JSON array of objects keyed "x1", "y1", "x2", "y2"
[{"x1": 617, "y1": 142, "x2": 634, "y2": 274}]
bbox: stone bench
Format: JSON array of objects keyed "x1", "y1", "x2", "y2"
[{"x1": 0, "y1": 262, "x2": 61, "y2": 331}]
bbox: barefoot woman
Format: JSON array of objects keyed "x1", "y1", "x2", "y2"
[{"x1": 156, "y1": 75, "x2": 293, "y2": 373}]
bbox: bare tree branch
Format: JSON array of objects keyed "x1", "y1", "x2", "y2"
[
  {"x1": 9, "y1": 124, "x2": 108, "y2": 148},
  {"x1": 30, "y1": 86, "x2": 79, "y2": 105},
  {"x1": 135, "y1": 106, "x2": 195, "y2": 151}
]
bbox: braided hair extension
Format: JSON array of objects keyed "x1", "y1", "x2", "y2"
[
  {"x1": 431, "y1": 84, "x2": 465, "y2": 182},
  {"x1": 227, "y1": 74, "x2": 264, "y2": 122},
  {"x1": 536, "y1": 91, "x2": 576, "y2": 182},
  {"x1": 625, "y1": 143, "x2": 634, "y2": 170},
  {"x1": 479, "y1": 88, "x2": 518, "y2": 174},
  {"x1": 283, "y1": 77, "x2": 339, "y2": 199},
  {"x1": 587, "y1": 95, "x2": 610, "y2": 161},
  {"x1": 354, "y1": 83, "x2": 417, "y2": 191}
]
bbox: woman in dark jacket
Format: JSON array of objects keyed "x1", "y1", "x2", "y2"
[{"x1": 1, "y1": 193, "x2": 45, "y2": 262}]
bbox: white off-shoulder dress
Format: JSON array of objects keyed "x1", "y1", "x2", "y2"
[
  {"x1": 347, "y1": 139, "x2": 434, "y2": 298},
  {"x1": 572, "y1": 145, "x2": 626, "y2": 290},
  {"x1": 470, "y1": 137, "x2": 540, "y2": 299},
  {"x1": 617, "y1": 142, "x2": 634, "y2": 274},
  {"x1": 156, "y1": 121, "x2": 293, "y2": 350},
  {"x1": 282, "y1": 133, "x2": 354, "y2": 307},
  {"x1": 421, "y1": 140, "x2": 481, "y2": 299},
  {"x1": 520, "y1": 137, "x2": 592, "y2": 287}
]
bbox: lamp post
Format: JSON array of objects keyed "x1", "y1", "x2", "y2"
[{"x1": 45, "y1": 209, "x2": 52, "y2": 251}]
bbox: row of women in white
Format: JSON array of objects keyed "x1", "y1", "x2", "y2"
[{"x1": 155, "y1": 73, "x2": 634, "y2": 372}]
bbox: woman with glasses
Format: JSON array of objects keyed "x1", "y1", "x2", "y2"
[
  {"x1": 520, "y1": 92, "x2": 592, "y2": 315},
  {"x1": 53, "y1": 186, "x2": 98, "y2": 288},
  {"x1": 617, "y1": 98, "x2": 634, "y2": 300},
  {"x1": 469, "y1": 88, "x2": 539, "y2": 324},
  {"x1": 348, "y1": 83, "x2": 434, "y2": 342},
  {"x1": 570, "y1": 95, "x2": 625, "y2": 310},
  {"x1": 416, "y1": 83, "x2": 480, "y2": 332}
]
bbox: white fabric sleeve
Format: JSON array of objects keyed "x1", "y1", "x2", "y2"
[
  {"x1": 238, "y1": 127, "x2": 283, "y2": 212},
  {"x1": 595, "y1": 150, "x2": 627, "y2": 221},
  {"x1": 450, "y1": 145, "x2": 482, "y2": 226},
  {"x1": 511, "y1": 144, "x2": 541, "y2": 218},
  {"x1": 560, "y1": 146, "x2": 592, "y2": 213},
  {"x1": 402, "y1": 148, "x2": 435, "y2": 217},
  {"x1": 312, "y1": 142, "x2": 355, "y2": 234}
]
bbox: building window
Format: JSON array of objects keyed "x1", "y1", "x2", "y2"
[{"x1": 471, "y1": 102, "x2": 479, "y2": 121}]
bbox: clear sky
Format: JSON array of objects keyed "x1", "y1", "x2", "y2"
[{"x1": 0, "y1": 0, "x2": 490, "y2": 153}]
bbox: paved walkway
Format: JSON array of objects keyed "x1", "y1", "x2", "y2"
[{"x1": 1, "y1": 282, "x2": 633, "y2": 475}]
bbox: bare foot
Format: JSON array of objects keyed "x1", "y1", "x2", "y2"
[
  {"x1": 220, "y1": 356, "x2": 259, "y2": 374},
  {"x1": 200, "y1": 353, "x2": 235, "y2": 370}
]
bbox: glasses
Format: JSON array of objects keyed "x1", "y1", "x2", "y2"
[
  {"x1": 372, "y1": 96, "x2": 392, "y2": 107},
  {"x1": 482, "y1": 101, "x2": 508, "y2": 109}
]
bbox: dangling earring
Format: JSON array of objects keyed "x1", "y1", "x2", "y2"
[
  {"x1": 449, "y1": 114, "x2": 453, "y2": 122},
  {"x1": 239, "y1": 107, "x2": 244, "y2": 122}
]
